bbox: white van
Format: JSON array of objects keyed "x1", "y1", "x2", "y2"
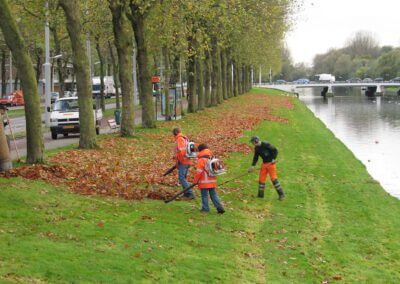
[
  {"x1": 49, "y1": 97, "x2": 103, "y2": 140},
  {"x1": 92, "y1": 76, "x2": 116, "y2": 98}
]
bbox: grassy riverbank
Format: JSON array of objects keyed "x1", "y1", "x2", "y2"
[{"x1": 1, "y1": 89, "x2": 399, "y2": 282}]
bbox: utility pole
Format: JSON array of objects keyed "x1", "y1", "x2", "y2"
[{"x1": 44, "y1": 1, "x2": 51, "y2": 127}]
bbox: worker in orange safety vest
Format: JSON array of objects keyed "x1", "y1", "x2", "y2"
[
  {"x1": 172, "y1": 127, "x2": 195, "y2": 199},
  {"x1": 193, "y1": 143, "x2": 225, "y2": 214}
]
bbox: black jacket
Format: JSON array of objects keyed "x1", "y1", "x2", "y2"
[{"x1": 252, "y1": 141, "x2": 278, "y2": 166}]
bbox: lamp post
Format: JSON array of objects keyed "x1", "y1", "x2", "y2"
[
  {"x1": 44, "y1": 1, "x2": 51, "y2": 127},
  {"x1": 51, "y1": 54, "x2": 62, "y2": 92}
]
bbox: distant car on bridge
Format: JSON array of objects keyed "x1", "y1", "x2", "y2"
[
  {"x1": 374, "y1": 78, "x2": 384, "y2": 83},
  {"x1": 346, "y1": 78, "x2": 361, "y2": 83},
  {"x1": 391, "y1": 77, "x2": 400, "y2": 83},
  {"x1": 363, "y1": 78, "x2": 373, "y2": 83},
  {"x1": 275, "y1": 79, "x2": 286, "y2": 84},
  {"x1": 293, "y1": 78, "x2": 309, "y2": 84}
]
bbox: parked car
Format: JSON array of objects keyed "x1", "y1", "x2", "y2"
[
  {"x1": 275, "y1": 79, "x2": 286, "y2": 84},
  {"x1": 49, "y1": 97, "x2": 102, "y2": 140},
  {"x1": 0, "y1": 90, "x2": 24, "y2": 107},
  {"x1": 374, "y1": 78, "x2": 384, "y2": 83},
  {"x1": 50, "y1": 92, "x2": 59, "y2": 103},
  {"x1": 391, "y1": 77, "x2": 400, "y2": 83}
]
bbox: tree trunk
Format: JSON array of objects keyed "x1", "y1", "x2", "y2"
[
  {"x1": 0, "y1": 0, "x2": 44, "y2": 163},
  {"x1": 109, "y1": 0, "x2": 135, "y2": 136},
  {"x1": 1, "y1": 49, "x2": 6, "y2": 97},
  {"x1": 233, "y1": 61, "x2": 239, "y2": 97},
  {"x1": 204, "y1": 50, "x2": 211, "y2": 107},
  {"x1": 210, "y1": 38, "x2": 219, "y2": 106},
  {"x1": 215, "y1": 41, "x2": 223, "y2": 104},
  {"x1": 0, "y1": 113, "x2": 12, "y2": 171},
  {"x1": 129, "y1": 5, "x2": 155, "y2": 128},
  {"x1": 60, "y1": 0, "x2": 97, "y2": 149},
  {"x1": 162, "y1": 46, "x2": 171, "y2": 120},
  {"x1": 170, "y1": 55, "x2": 180, "y2": 118},
  {"x1": 242, "y1": 65, "x2": 247, "y2": 94},
  {"x1": 186, "y1": 36, "x2": 197, "y2": 112},
  {"x1": 95, "y1": 36, "x2": 106, "y2": 112},
  {"x1": 239, "y1": 64, "x2": 244, "y2": 94},
  {"x1": 178, "y1": 56, "x2": 185, "y2": 115},
  {"x1": 196, "y1": 53, "x2": 205, "y2": 110},
  {"x1": 247, "y1": 65, "x2": 251, "y2": 92},
  {"x1": 34, "y1": 47, "x2": 43, "y2": 88},
  {"x1": 108, "y1": 40, "x2": 120, "y2": 110},
  {"x1": 227, "y1": 52, "x2": 233, "y2": 98},
  {"x1": 221, "y1": 49, "x2": 228, "y2": 100}
]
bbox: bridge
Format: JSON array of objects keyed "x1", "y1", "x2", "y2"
[{"x1": 257, "y1": 82, "x2": 400, "y2": 97}]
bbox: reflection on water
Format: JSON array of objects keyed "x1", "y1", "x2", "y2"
[{"x1": 299, "y1": 88, "x2": 400, "y2": 199}]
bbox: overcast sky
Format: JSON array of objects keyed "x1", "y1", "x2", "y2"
[{"x1": 285, "y1": 0, "x2": 400, "y2": 65}]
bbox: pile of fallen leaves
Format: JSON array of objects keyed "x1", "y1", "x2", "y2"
[{"x1": 2, "y1": 93, "x2": 293, "y2": 200}]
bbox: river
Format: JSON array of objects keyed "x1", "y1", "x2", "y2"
[{"x1": 298, "y1": 87, "x2": 400, "y2": 199}]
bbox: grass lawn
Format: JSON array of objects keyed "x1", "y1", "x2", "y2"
[
  {"x1": 6, "y1": 107, "x2": 44, "y2": 119},
  {"x1": 1, "y1": 89, "x2": 399, "y2": 282}
]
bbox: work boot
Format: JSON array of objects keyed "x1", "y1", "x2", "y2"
[
  {"x1": 272, "y1": 179, "x2": 285, "y2": 201},
  {"x1": 217, "y1": 208, "x2": 225, "y2": 214},
  {"x1": 277, "y1": 189, "x2": 285, "y2": 201},
  {"x1": 258, "y1": 183, "x2": 265, "y2": 198}
]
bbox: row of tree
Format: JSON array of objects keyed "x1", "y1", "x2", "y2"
[
  {"x1": 279, "y1": 31, "x2": 400, "y2": 82},
  {"x1": 0, "y1": 0, "x2": 296, "y2": 164}
]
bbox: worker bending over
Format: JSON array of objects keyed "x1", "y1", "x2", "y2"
[{"x1": 248, "y1": 136, "x2": 285, "y2": 200}]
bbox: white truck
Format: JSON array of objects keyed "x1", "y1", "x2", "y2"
[
  {"x1": 92, "y1": 76, "x2": 116, "y2": 98},
  {"x1": 315, "y1": 74, "x2": 336, "y2": 83},
  {"x1": 49, "y1": 97, "x2": 103, "y2": 140}
]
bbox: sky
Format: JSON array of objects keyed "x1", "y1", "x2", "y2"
[{"x1": 285, "y1": 0, "x2": 400, "y2": 65}]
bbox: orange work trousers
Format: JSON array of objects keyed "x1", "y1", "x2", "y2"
[{"x1": 259, "y1": 162, "x2": 277, "y2": 184}]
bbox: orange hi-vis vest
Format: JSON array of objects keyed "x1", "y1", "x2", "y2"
[
  {"x1": 174, "y1": 133, "x2": 191, "y2": 165},
  {"x1": 194, "y1": 149, "x2": 217, "y2": 189}
]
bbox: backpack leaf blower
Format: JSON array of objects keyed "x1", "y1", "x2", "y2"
[
  {"x1": 163, "y1": 165, "x2": 177, "y2": 176},
  {"x1": 164, "y1": 182, "x2": 198, "y2": 203}
]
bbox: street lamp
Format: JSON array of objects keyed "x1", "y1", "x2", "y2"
[
  {"x1": 44, "y1": 1, "x2": 51, "y2": 127},
  {"x1": 51, "y1": 54, "x2": 62, "y2": 92}
]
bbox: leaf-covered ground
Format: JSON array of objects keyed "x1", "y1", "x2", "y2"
[{"x1": 2, "y1": 93, "x2": 292, "y2": 200}]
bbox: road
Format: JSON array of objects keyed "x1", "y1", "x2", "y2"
[
  {"x1": 5, "y1": 103, "x2": 117, "y2": 135},
  {"x1": 7, "y1": 102, "x2": 184, "y2": 160}
]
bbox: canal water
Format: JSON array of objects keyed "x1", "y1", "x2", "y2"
[{"x1": 298, "y1": 87, "x2": 400, "y2": 199}]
